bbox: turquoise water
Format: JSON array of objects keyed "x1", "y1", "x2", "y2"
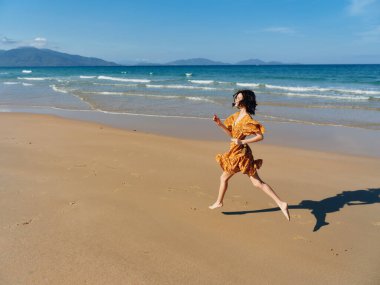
[{"x1": 1, "y1": 65, "x2": 380, "y2": 129}]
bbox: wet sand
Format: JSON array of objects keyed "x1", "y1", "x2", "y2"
[
  {"x1": 2, "y1": 106, "x2": 380, "y2": 158},
  {"x1": 1, "y1": 113, "x2": 379, "y2": 284}
]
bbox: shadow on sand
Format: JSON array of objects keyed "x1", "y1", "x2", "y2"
[{"x1": 222, "y1": 188, "x2": 380, "y2": 232}]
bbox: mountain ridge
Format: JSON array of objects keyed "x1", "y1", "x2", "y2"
[
  {"x1": 0, "y1": 47, "x2": 119, "y2": 67},
  {"x1": 0, "y1": 47, "x2": 289, "y2": 66}
]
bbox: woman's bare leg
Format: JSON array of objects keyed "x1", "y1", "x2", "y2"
[
  {"x1": 209, "y1": 171, "x2": 235, "y2": 209},
  {"x1": 249, "y1": 171, "x2": 290, "y2": 221}
]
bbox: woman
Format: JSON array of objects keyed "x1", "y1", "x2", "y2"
[{"x1": 209, "y1": 90, "x2": 290, "y2": 221}]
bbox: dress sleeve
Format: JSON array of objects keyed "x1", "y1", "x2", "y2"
[
  {"x1": 242, "y1": 120, "x2": 265, "y2": 136},
  {"x1": 223, "y1": 114, "x2": 235, "y2": 132}
]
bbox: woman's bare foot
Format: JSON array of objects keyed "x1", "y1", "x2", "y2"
[
  {"x1": 278, "y1": 202, "x2": 290, "y2": 221},
  {"x1": 209, "y1": 202, "x2": 223, "y2": 209},
  {"x1": 255, "y1": 159, "x2": 263, "y2": 169}
]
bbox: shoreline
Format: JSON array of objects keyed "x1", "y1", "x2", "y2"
[{"x1": 1, "y1": 105, "x2": 380, "y2": 158}]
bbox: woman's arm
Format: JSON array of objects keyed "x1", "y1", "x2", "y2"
[
  {"x1": 213, "y1": 115, "x2": 232, "y2": 137},
  {"x1": 232, "y1": 133, "x2": 263, "y2": 145}
]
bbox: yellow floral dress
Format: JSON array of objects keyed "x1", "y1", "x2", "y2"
[{"x1": 216, "y1": 112, "x2": 265, "y2": 176}]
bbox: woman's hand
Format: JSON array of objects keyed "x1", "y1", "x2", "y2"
[
  {"x1": 231, "y1": 138, "x2": 243, "y2": 145},
  {"x1": 213, "y1": 114, "x2": 222, "y2": 126},
  {"x1": 213, "y1": 114, "x2": 233, "y2": 138}
]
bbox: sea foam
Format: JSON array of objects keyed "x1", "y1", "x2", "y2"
[
  {"x1": 185, "y1": 96, "x2": 214, "y2": 103},
  {"x1": 50, "y1": 85, "x2": 68, "y2": 94},
  {"x1": 189, "y1": 80, "x2": 214, "y2": 84},
  {"x1": 93, "y1": 82, "x2": 139, "y2": 87},
  {"x1": 146, "y1": 84, "x2": 218, "y2": 90},
  {"x1": 264, "y1": 84, "x2": 380, "y2": 95},
  {"x1": 280, "y1": 92, "x2": 369, "y2": 100},
  {"x1": 77, "y1": 91, "x2": 215, "y2": 103},
  {"x1": 3, "y1": 82, "x2": 19, "y2": 85},
  {"x1": 97, "y1": 75, "x2": 150, "y2": 83},
  {"x1": 18, "y1": 77, "x2": 49, "y2": 81},
  {"x1": 236, "y1": 82, "x2": 261, "y2": 88}
]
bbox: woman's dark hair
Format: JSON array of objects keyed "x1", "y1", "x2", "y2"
[{"x1": 232, "y1": 89, "x2": 257, "y2": 115}]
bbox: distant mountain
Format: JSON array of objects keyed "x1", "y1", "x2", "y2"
[
  {"x1": 117, "y1": 59, "x2": 160, "y2": 66},
  {"x1": 0, "y1": 47, "x2": 119, "y2": 67},
  {"x1": 235, "y1": 58, "x2": 284, "y2": 65},
  {"x1": 166, "y1": 58, "x2": 230, "y2": 66},
  {"x1": 0, "y1": 47, "x2": 289, "y2": 66},
  {"x1": 121, "y1": 57, "x2": 287, "y2": 66},
  {"x1": 135, "y1": 61, "x2": 164, "y2": 66}
]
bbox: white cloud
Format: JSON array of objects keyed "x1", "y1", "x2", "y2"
[
  {"x1": 31, "y1": 37, "x2": 48, "y2": 48},
  {"x1": 1, "y1": 36, "x2": 20, "y2": 45},
  {"x1": 0, "y1": 36, "x2": 50, "y2": 49},
  {"x1": 34, "y1": 37, "x2": 47, "y2": 42},
  {"x1": 348, "y1": 0, "x2": 376, "y2": 15},
  {"x1": 263, "y1": 27, "x2": 296, "y2": 34}
]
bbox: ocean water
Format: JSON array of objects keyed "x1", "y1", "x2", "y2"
[{"x1": 0, "y1": 65, "x2": 380, "y2": 130}]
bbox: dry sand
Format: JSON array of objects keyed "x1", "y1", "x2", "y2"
[{"x1": 1, "y1": 113, "x2": 379, "y2": 285}]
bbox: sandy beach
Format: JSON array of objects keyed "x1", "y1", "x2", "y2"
[{"x1": 1, "y1": 112, "x2": 379, "y2": 285}]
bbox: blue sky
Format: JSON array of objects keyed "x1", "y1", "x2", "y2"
[{"x1": 0, "y1": 0, "x2": 379, "y2": 64}]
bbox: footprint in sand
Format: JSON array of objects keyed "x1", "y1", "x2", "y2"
[
  {"x1": 129, "y1": 172, "x2": 142, "y2": 178},
  {"x1": 371, "y1": 222, "x2": 380, "y2": 226},
  {"x1": 238, "y1": 201, "x2": 249, "y2": 207},
  {"x1": 330, "y1": 248, "x2": 350, "y2": 256},
  {"x1": 19, "y1": 219, "x2": 33, "y2": 226},
  {"x1": 8, "y1": 218, "x2": 35, "y2": 230},
  {"x1": 113, "y1": 182, "x2": 132, "y2": 192},
  {"x1": 4, "y1": 137, "x2": 16, "y2": 141},
  {"x1": 293, "y1": 235, "x2": 311, "y2": 242},
  {"x1": 182, "y1": 185, "x2": 200, "y2": 193},
  {"x1": 74, "y1": 164, "x2": 87, "y2": 168},
  {"x1": 188, "y1": 185, "x2": 201, "y2": 190},
  {"x1": 61, "y1": 201, "x2": 79, "y2": 214},
  {"x1": 167, "y1": 187, "x2": 177, "y2": 192}
]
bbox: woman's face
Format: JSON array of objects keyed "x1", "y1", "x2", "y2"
[{"x1": 234, "y1": 93, "x2": 243, "y2": 108}]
